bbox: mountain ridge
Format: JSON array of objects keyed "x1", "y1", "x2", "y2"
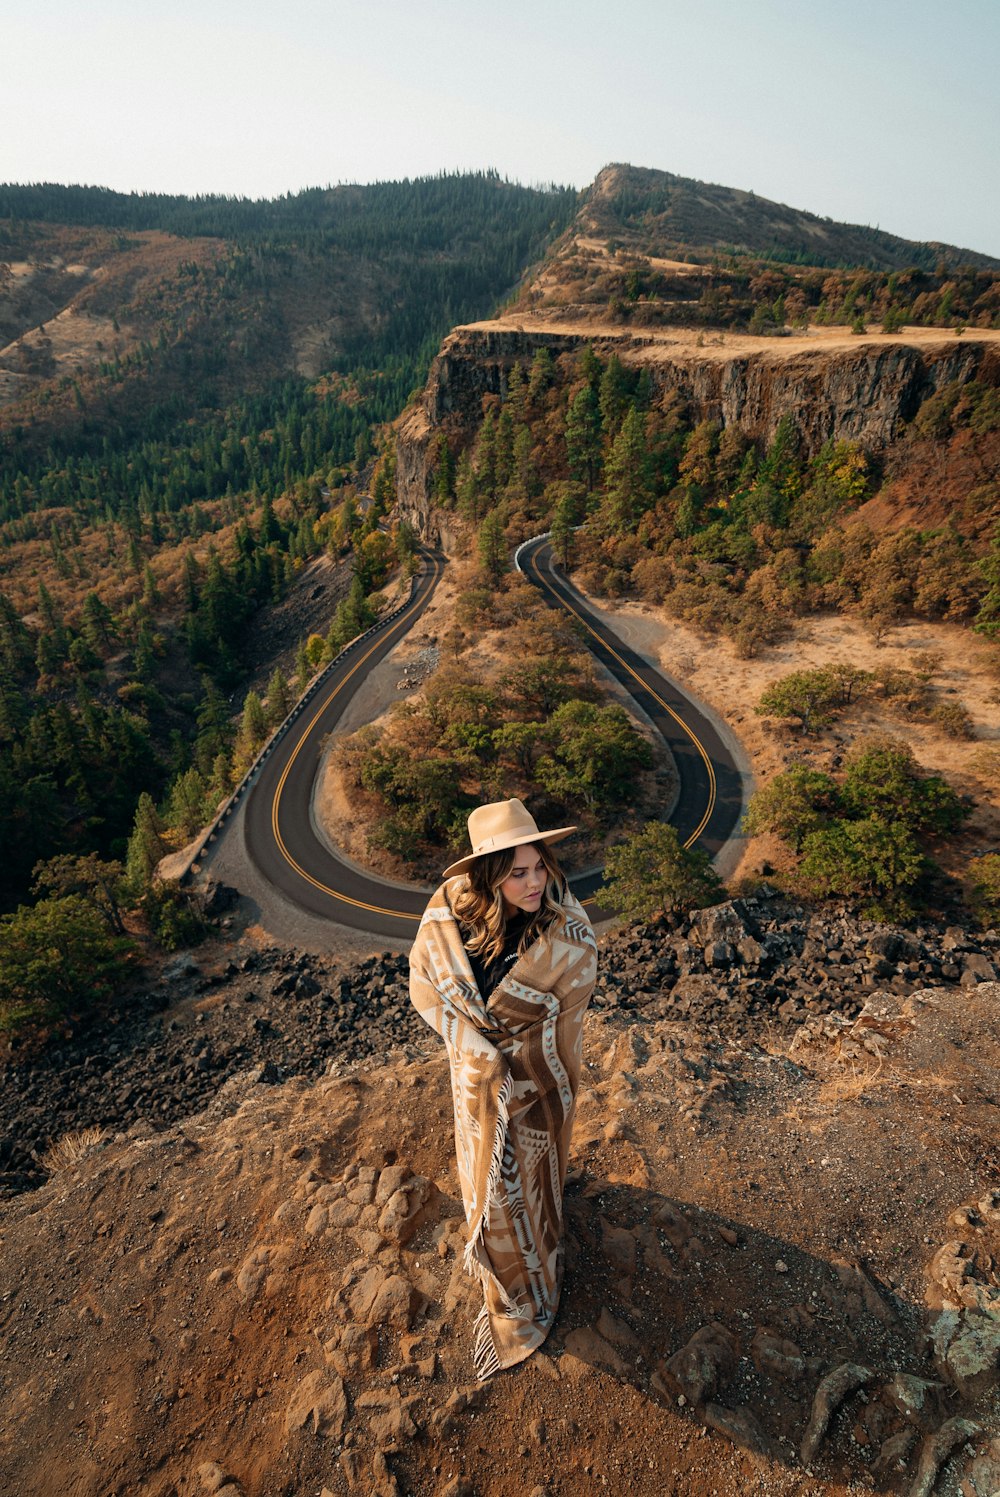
[{"x1": 582, "y1": 162, "x2": 1000, "y2": 272}]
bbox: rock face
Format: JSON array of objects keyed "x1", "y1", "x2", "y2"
[{"x1": 396, "y1": 324, "x2": 999, "y2": 534}]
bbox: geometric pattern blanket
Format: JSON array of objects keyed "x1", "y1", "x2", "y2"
[{"x1": 408, "y1": 877, "x2": 598, "y2": 1378}]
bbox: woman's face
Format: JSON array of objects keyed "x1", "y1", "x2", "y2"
[{"x1": 499, "y1": 843, "x2": 547, "y2": 917}]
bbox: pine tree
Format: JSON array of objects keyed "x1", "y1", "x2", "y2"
[
  {"x1": 265, "y1": 667, "x2": 292, "y2": 728},
  {"x1": 565, "y1": 384, "x2": 603, "y2": 489},
  {"x1": 495, "y1": 408, "x2": 516, "y2": 491},
  {"x1": 142, "y1": 563, "x2": 159, "y2": 608},
  {"x1": 432, "y1": 434, "x2": 455, "y2": 505},
  {"x1": 504, "y1": 362, "x2": 527, "y2": 420},
  {"x1": 599, "y1": 355, "x2": 632, "y2": 439},
  {"x1": 165, "y1": 767, "x2": 209, "y2": 841},
  {"x1": 125, "y1": 791, "x2": 167, "y2": 895},
  {"x1": 231, "y1": 690, "x2": 268, "y2": 779},
  {"x1": 478, "y1": 508, "x2": 509, "y2": 583},
  {"x1": 475, "y1": 412, "x2": 498, "y2": 504},
  {"x1": 527, "y1": 347, "x2": 555, "y2": 405},
  {"x1": 81, "y1": 591, "x2": 116, "y2": 653},
  {"x1": 455, "y1": 450, "x2": 481, "y2": 523},
  {"x1": 601, "y1": 407, "x2": 651, "y2": 534},
  {"x1": 550, "y1": 487, "x2": 582, "y2": 567}
]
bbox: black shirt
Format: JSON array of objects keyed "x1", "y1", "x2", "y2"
[{"x1": 466, "y1": 913, "x2": 531, "y2": 1000}]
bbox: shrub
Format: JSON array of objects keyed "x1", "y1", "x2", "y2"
[
  {"x1": 755, "y1": 669, "x2": 840, "y2": 733},
  {"x1": 535, "y1": 701, "x2": 652, "y2": 810},
  {"x1": 742, "y1": 765, "x2": 839, "y2": 852},
  {"x1": 966, "y1": 854, "x2": 1000, "y2": 922},
  {"x1": 928, "y1": 701, "x2": 976, "y2": 739},
  {"x1": 599, "y1": 823, "x2": 724, "y2": 921},
  {"x1": 0, "y1": 895, "x2": 137, "y2": 1031},
  {"x1": 799, "y1": 817, "x2": 923, "y2": 908},
  {"x1": 840, "y1": 738, "x2": 968, "y2": 836}
]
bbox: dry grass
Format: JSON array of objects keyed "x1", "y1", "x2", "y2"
[{"x1": 37, "y1": 1124, "x2": 108, "y2": 1175}]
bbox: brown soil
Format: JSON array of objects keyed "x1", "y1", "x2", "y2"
[{"x1": 2, "y1": 966, "x2": 998, "y2": 1496}]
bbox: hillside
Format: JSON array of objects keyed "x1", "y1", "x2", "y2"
[
  {"x1": 578, "y1": 163, "x2": 1000, "y2": 273},
  {"x1": 0, "y1": 175, "x2": 576, "y2": 918},
  {"x1": 504, "y1": 166, "x2": 1000, "y2": 338}
]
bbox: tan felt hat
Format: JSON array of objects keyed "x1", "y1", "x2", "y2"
[{"x1": 442, "y1": 798, "x2": 576, "y2": 879}]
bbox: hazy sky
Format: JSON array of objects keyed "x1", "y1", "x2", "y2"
[{"x1": 7, "y1": 0, "x2": 999, "y2": 255}]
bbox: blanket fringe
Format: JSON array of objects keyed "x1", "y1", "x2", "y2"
[{"x1": 472, "y1": 1301, "x2": 502, "y2": 1380}]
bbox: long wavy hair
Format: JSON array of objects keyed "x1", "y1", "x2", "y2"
[{"x1": 452, "y1": 841, "x2": 567, "y2": 966}]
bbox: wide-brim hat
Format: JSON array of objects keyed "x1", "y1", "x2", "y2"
[{"x1": 442, "y1": 798, "x2": 576, "y2": 879}]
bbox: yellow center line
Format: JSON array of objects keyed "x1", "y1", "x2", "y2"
[
  {"x1": 270, "y1": 561, "x2": 444, "y2": 921},
  {"x1": 527, "y1": 545, "x2": 717, "y2": 848}
]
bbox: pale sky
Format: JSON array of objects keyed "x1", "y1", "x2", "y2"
[{"x1": 6, "y1": 0, "x2": 999, "y2": 256}]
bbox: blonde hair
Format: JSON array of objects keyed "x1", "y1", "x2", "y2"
[{"x1": 452, "y1": 841, "x2": 567, "y2": 967}]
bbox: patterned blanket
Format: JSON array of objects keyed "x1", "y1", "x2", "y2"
[{"x1": 409, "y1": 878, "x2": 598, "y2": 1378}]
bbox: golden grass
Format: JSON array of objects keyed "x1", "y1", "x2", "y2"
[{"x1": 38, "y1": 1125, "x2": 108, "y2": 1175}]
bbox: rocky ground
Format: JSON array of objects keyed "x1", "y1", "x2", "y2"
[{"x1": 1, "y1": 897, "x2": 999, "y2": 1495}]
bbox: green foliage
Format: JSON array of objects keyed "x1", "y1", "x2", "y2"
[
  {"x1": 534, "y1": 700, "x2": 652, "y2": 809},
  {"x1": 799, "y1": 816, "x2": 922, "y2": 907},
  {"x1": 125, "y1": 791, "x2": 168, "y2": 897},
  {"x1": 966, "y1": 853, "x2": 1000, "y2": 923},
  {"x1": 360, "y1": 744, "x2": 468, "y2": 845},
  {"x1": 31, "y1": 852, "x2": 127, "y2": 933},
  {"x1": 974, "y1": 529, "x2": 1000, "y2": 638},
  {"x1": 0, "y1": 894, "x2": 137, "y2": 1031},
  {"x1": 265, "y1": 667, "x2": 292, "y2": 729},
  {"x1": 839, "y1": 738, "x2": 968, "y2": 836},
  {"x1": 756, "y1": 669, "x2": 840, "y2": 733},
  {"x1": 477, "y1": 509, "x2": 509, "y2": 583},
  {"x1": 165, "y1": 766, "x2": 212, "y2": 841},
  {"x1": 600, "y1": 408, "x2": 652, "y2": 535},
  {"x1": 142, "y1": 883, "x2": 209, "y2": 952},
  {"x1": 549, "y1": 483, "x2": 584, "y2": 567},
  {"x1": 327, "y1": 577, "x2": 377, "y2": 655},
  {"x1": 747, "y1": 735, "x2": 969, "y2": 910},
  {"x1": 599, "y1": 822, "x2": 724, "y2": 921},
  {"x1": 565, "y1": 384, "x2": 602, "y2": 489},
  {"x1": 742, "y1": 765, "x2": 839, "y2": 852}
]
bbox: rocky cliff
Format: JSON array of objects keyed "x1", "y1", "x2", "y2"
[
  {"x1": 396, "y1": 324, "x2": 1000, "y2": 538},
  {"x1": 3, "y1": 900, "x2": 1000, "y2": 1495}
]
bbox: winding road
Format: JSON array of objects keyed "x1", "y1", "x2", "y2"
[{"x1": 237, "y1": 541, "x2": 745, "y2": 941}]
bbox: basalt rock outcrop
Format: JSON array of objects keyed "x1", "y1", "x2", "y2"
[{"x1": 396, "y1": 325, "x2": 1000, "y2": 538}]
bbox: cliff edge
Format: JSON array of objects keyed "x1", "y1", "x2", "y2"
[{"x1": 2, "y1": 907, "x2": 999, "y2": 1496}]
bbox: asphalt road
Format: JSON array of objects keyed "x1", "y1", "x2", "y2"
[
  {"x1": 242, "y1": 553, "x2": 444, "y2": 940},
  {"x1": 518, "y1": 535, "x2": 745, "y2": 866},
  {"x1": 241, "y1": 542, "x2": 744, "y2": 941}
]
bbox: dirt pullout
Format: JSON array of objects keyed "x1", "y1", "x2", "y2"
[{"x1": 2, "y1": 951, "x2": 999, "y2": 1497}]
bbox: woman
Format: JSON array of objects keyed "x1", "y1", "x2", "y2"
[{"x1": 409, "y1": 798, "x2": 598, "y2": 1378}]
